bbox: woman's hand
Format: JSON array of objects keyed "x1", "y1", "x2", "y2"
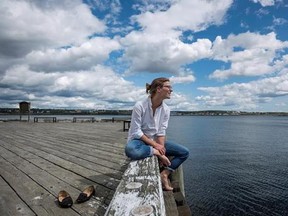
[
  {"x1": 140, "y1": 134, "x2": 166, "y2": 155},
  {"x1": 154, "y1": 143, "x2": 166, "y2": 155}
]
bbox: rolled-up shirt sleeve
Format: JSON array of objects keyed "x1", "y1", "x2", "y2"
[
  {"x1": 156, "y1": 107, "x2": 170, "y2": 137},
  {"x1": 128, "y1": 102, "x2": 144, "y2": 140}
]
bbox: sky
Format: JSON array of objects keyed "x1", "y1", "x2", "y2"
[{"x1": 0, "y1": 0, "x2": 287, "y2": 112}]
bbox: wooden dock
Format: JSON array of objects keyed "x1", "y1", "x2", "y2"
[
  {"x1": 0, "y1": 121, "x2": 129, "y2": 216},
  {"x1": 0, "y1": 121, "x2": 191, "y2": 216}
]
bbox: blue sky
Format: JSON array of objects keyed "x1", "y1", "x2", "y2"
[{"x1": 0, "y1": 0, "x2": 287, "y2": 111}]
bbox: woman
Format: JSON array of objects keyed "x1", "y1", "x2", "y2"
[{"x1": 125, "y1": 77, "x2": 189, "y2": 191}]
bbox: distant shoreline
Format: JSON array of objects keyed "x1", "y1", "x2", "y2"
[{"x1": 0, "y1": 109, "x2": 287, "y2": 116}]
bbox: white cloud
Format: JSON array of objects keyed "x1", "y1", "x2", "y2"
[
  {"x1": 167, "y1": 92, "x2": 198, "y2": 111},
  {"x1": 122, "y1": 31, "x2": 212, "y2": 74},
  {"x1": 86, "y1": 0, "x2": 121, "y2": 13},
  {"x1": 251, "y1": 0, "x2": 275, "y2": 7},
  {"x1": 1, "y1": 65, "x2": 57, "y2": 88},
  {"x1": 209, "y1": 32, "x2": 288, "y2": 80},
  {"x1": 26, "y1": 37, "x2": 121, "y2": 72},
  {"x1": 91, "y1": 0, "x2": 122, "y2": 25},
  {"x1": 132, "y1": 0, "x2": 175, "y2": 13},
  {"x1": 0, "y1": 62, "x2": 197, "y2": 110},
  {"x1": 0, "y1": 64, "x2": 145, "y2": 109},
  {"x1": 0, "y1": 0, "x2": 106, "y2": 58},
  {"x1": 170, "y1": 74, "x2": 196, "y2": 84},
  {"x1": 273, "y1": 17, "x2": 288, "y2": 25},
  {"x1": 134, "y1": 0, "x2": 233, "y2": 33},
  {"x1": 120, "y1": 0, "x2": 232, "y2": 76},
  {"x1": 198, "y1": 68, "x2": 288, "y2": 110}
]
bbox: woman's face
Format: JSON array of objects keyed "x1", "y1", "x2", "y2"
[{"x1": 159, "y1": 81, "x2": 173, "y2": 99}]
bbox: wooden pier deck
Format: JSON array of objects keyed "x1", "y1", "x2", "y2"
[
  {"x1": 0, "y1": 121, "x2": 191, "y2": 216},
  {"x1": 0, "y1": 121, "x2": 129, "y2": 216}
]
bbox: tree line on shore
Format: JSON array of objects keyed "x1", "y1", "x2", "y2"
[{"x1": 0, "y1": 108, "x2": 287, "y2": 116}]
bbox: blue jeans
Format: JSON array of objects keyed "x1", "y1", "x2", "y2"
[{"x1": 125, "y1": 139, "x2": 189, "y2": 172}]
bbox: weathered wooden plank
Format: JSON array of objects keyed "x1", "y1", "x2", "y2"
[
  {"x1": 0, "y1": 146, "x2": 109, "y2": 215},
  {"x1": 0, "y1": 122, "x2": 129, "y2": 215},
  {"x1": 0, "y1": 176, "x2": 36, "y2": 216},
  {"x1": 14, "y1": 134, "x2": 127, "y2": 167},
  {"x1": 0, "y1": 133, "x2": 123, "y2": 172},
  {"x1": 0, "y1": 156, "x2": 80, "y2": 216},
  {"x1": 163, "y1": 191, "x2": 179, "y2": 216},
  {"x1": 177, "y1": 205, "x2": 192, "y2": 216},
  {"x1": 1, "y1": 121, "x2": 126, "y2": 146},
  {"x1": 0, "y1": 142, "x2": 120, "y2": 191},
  {"x1": 174, "y1": 191, "x2": 185, "y2": 206},
  {"x1": 0, "y1": 140, "x2": 115, "y2": 195},
  {"x1": 6, "y1": 124, "x2": 128, "y2": 165},
  {"x1": 105, "y1": 156, "x2": 166, "y2": 216},
  {"x1": 0, "y1": 124, "x2": 126, "y2": 188},
  {"x1": 7, "y1": 138, "x2": 125, "y2": 178},
  {"x1": 19, "y1": 129, "x2": 126, "y2": 156}
]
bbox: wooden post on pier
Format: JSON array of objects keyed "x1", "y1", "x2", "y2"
[
  {"x1": 170, "y1": 165, "x2": 192, "y2": 215},
  {"x1": 171, "y1": 165, "x2": 185, "y2": 195}
]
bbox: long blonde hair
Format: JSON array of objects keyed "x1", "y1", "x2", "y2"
[{"x1": 146, "y1": 77, "x2": 170, "y2": 96}]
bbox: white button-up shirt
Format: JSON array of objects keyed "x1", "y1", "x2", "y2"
[{"x1": 127, "y1": 96, "x2": 170, "y2": 142}]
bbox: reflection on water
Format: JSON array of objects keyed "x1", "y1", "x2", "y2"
[{"x1": 167, "y1": 116, "x2": 288, "y2": 216}]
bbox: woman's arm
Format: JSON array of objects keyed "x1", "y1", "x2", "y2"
[
  {"x1": 128, "y1": 103, "x2": 144, "y2": 139},
  {"x1": 155, "y1": 106, "x2": 169, "y2": 151},
  {"x1": 155, "y1": 136, "x2": 165, "y2": 146},
  {"x1": 140, "y1": 134, "x2": 166, "y2": 155}
]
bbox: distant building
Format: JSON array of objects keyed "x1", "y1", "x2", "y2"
[{"x1": 19, "y1": 101, "x2": 31, "y2": 121}]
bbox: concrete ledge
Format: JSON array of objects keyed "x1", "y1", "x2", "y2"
[{"x1": 105, "y1": 156, "x2": 166, "y2": 216}]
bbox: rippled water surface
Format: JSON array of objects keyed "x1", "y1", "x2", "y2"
[{"x1": 167, "y1": 116, "x2": 288, "y2": 216}]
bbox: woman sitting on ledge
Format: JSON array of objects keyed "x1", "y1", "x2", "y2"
[{"x1": 125, "y1": 77, "x2": 189, "y2": 191}]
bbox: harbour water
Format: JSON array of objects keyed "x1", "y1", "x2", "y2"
[{"x1": 167, "y1": 116, "x2": 288, "y2": 216}]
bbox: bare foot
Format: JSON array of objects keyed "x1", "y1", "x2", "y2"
[
  {"x1": 158, "y1": 155, "x2": 171, "y2": 167},
  {"x1": 160, "y1": 170, "x2": 173, "y2": 191}
]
